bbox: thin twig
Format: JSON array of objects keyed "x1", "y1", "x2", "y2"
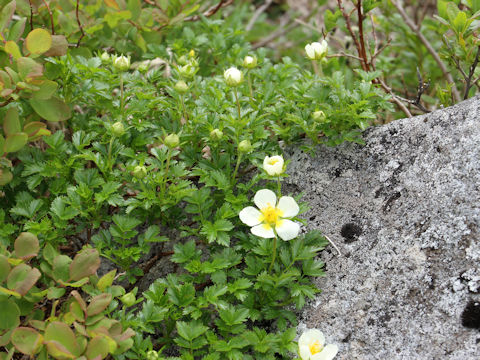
[
  {"x1": 294, "y1": 18, "x2": 322, "y2": 33},
  {"x1": 75, "y1": 0, "x2": 85, "y2": 48},
  {"x1": 28, "y1": 0, "x2": 34, "y2": 31},
  {"x1": 325, "y1": 235, "x2": 342, "y2": 256},
  {"x1": 41, "y1": 0, "x2": 55, "y2": 34},
  {"x1": 184, "y1": 0, "x2": 234, "y2": 22},
  {"x1": 337, "y1": 0, "x2": 366, "y2": 70},
  {"x1": 246, "y1": 0, "x2": 274, "y2": 31},
  {"x1": 464, "y1": 46, "x2": 480, "y2": 99},
  {"x1": 377, "y1": 78, "x2": 413, "y2": 117},
  {"x1": 252, "y1": 19, "x2": 299, "y2": 49},
  {"x1": 390, "y1": 0, "x2": 461, "y2": 102},
  {"x1": 328, "y1": 52, "x2": 363, "y2": 61}
]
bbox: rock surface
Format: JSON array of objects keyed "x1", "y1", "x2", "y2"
[{"x1": 286, "y1": 97, "x2": 480, "y2": 359}]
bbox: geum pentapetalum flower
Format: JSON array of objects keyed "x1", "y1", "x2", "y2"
[
  {"x1": 263, "y1": 155, "x2": 284, "y2": 176},
  {"x1": 305, "y1": 40, "x2": 328, "y2": 61},
  {"x1": 239, "y1": 189, "x2": 300, "y2": 241},
  {"x1": 298, "y1": 329, "x2": 338, "y2": 360}
]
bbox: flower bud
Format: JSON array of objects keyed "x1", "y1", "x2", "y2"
[
  {"x1": 305, "y1": 40, "x2": 328, "y2": 61},
  {"x1": 111, "y1": 121, "x2": 125, "y2": 137},
  {"x1": 263, "y1": 155, "x2": 285, "y2": 176},
  {"x1": 189, "y1": 49, "x2": 195, "y2": 57},
  {"x1": 164, "y1": 133, "x2": 180, "y2": 148},
  {"x1": 174, "y1": 80, "x2": 189, "y2": 94},
  {"x1": 146, "y1": 350, "x2": 159, "y2": 360},
  {"x1": 238, "y1": 139, "x2": 252, "y2": 153},
  {"x1": 243, "y1": 55, "x2": 257, "y2": 69},
  {"x1": 224, "y1": 67, "x2": 244, "y2": 87},
  {"x1": 137, "y1": 61, "x2": 149, "y2": 73},
  {"x1": 177, "y1": 55, "x2": 188, "y2": 65},
  {"x1": 209, "y1": 128, "x2": 223, "y2": 141},
  {"x1": 120, "y1": 292, "x2": 136, "y2": 307},
  {"x1": 132, "y1": 165, "x2": 147, "y2": 179},
  {"x1": 312, "y1": 110, "x2": 326, "y2": 122},
  {"x1": 179, "y1": 64, "x2": 196, "y2": 79},
  {"x1": 100, "y1": 51, "x2": 110, "y2": 63},
  {"x1": 113, "y1": 55, "x2": 131, "y2": 71}
]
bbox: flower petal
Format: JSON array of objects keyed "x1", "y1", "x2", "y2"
[
  {"x1": 299, "y1": 344, "x2": 311, "y2": 360},
  {"x1": 254, "y1": 189, "x2": 277, "y2": 210},
  {"x1": 313, "y1": 344, "x2": 339, "y2": 360},
  {"x1": 277, "y1": 196, "x2": 299, "y2": 218},
  {"x1": 299, "y1": 329, "x2": 325, "y2": 348},
  {"x1": 239, "y1": 206, "x2": 262, "y2": 226},
  {"x1": 276, "y1": 219, "x2": 300, "y2": 241},
  {"x1": 251, "y1": 224, "x2": 275, "y2": 238}
]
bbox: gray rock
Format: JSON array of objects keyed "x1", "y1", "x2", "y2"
[{"x1": 286, "y1": 97, "x2": 480, "y2": 359}]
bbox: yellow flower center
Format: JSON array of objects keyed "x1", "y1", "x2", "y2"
[
  {"x1": 259, "y1": 205, "x2": 283, "y2": 228},
  {"x1": 268, "y1": 158, "x2": 279, "y2": 165},
  {"x1": 309, "y1": 340, "x2": 323, "y2": 355}
]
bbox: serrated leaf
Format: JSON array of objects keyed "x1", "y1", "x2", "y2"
[
  {"x1": 176, "y1": 321, "x2": 208, "y2": 341},
  {"x1": 50, "y1": 197, "x2": 79, "y2": 221}
]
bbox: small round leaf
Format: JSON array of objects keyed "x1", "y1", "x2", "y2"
[{"x1": 25, "y1": 28, "x2": 52, "y2": 55}]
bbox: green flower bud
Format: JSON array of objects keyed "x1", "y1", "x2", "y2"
[
  {"x1": 179, "y1": 64, "x2": 196, "y2": 79},
  {"x1": 120, "y1": 292, "x2": 136, "y2": 307},
  {"x1": 177, "y1": 55, "x2": 188, "y2": 66},
  {"x1": 210, "y1": 128, "x2": 223, "y2": 141},
  {"x1": 242, "y1": 55, "x2": 257, "y2": 69},
  {"x1": 146, "y1": 350, "x2": 159, "y2": 360},
  {"x1": 312, "y1": 110, "x2": 326, "y2": 122},
  {"x1": 132, "y1": 165, "x2": 147, "y2": 179},
  {"x1": 137, "y1": 62, "x2": 149, "y2": 73},
  {"x1": 111, "y1": 121, "x2": 125, "y2": 137},
  {"x1": 113, "y1": 55, "x2": 130, "y2": 71},
  {"x1": 164, "y1": 133, "x2": 180, "y2": 148},
  {"x1": 174, "y1": 80, "x2": 189, "y2": 94},
  {"x1": 238, "y1": 139, "x2": 252, "y2": 153},
  {"x1": 100, "y1": 51, "x2": 110, "y2": 63},
  {"x1": 224, "y1": 67, "x2": 244, "y2": 87}
]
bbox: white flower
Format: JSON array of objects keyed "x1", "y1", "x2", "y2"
[
  {"x1": 305, "y1": 40, "x2": 328, "y2": 61},
  {"x1": 263, "y1": 155, "x2": 284, "y2": 176},
  {"x1": 224, "y1": 67, "x2": 244, "y2": 86},
  {"x1": 113, "y1": 55, "x2": 130, "y2": 71},
  {"x1": 298, "y1": 329, "x2": 339, "y2": 360},
  {"x1": 239, "y1": 189, "x2": 300, "y2": 241},
  {"x1": 243, "y1": 55, "x2": 257, "y2": 69}
]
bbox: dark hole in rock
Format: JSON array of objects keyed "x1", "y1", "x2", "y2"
[
  {"x1": 340, "y1": 223, "x2": 362, "y2": 243},
  {"x1": 461, "y1": 300, "x2": 480, "y2": 330}
]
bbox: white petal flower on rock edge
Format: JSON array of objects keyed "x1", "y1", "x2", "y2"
[
  {"x1": 263, "y1": 155, "x2": 284, "y2": 176},
  {"x1": 238, "y1": 189, "x2": 300, "y2": 241},
  {"x1": 298, "y1": 329, "x2": 338, "y2": 360}
]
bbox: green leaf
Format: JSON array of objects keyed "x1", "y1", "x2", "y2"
[
  {"x1": 6, "y1": 263, "x2": 40, "y2": 295},
  {"x1": 200, "y1": 219, "x2": 233, "y2": 246},
  {"x1": 43, "y1": 35, "x2": 68, "y2": 57},
  {"x1": 85, "y1": 336, "x2": 110, "y2": 360},
  {"x1": 0, "y1": 1, "x2": 16, "y2": 33},
  {"x1": 0, "y1": 254, "x2": 10, "y2": 283},
  {"x1": 11, "y1": 327, "x2": 43, "y2": 355},
  {"x1": 86, "y1": 293, "x2": 112, "y2": 316},
  {"x1": 97, "y1": 269, "x2": 116, "y2": 291},
  {"x1": 53, "y1": 255, "x2": 72, "y2": 282},
  {"x1": 0, "y1": 299, "x2": 20, "y2": 330},
  {"x1": 50, "y1": 197, "x2": 79, "y2": 221},
  {"x1": 8, "y1": 17, "x2": 26, "y2": 42},
  {"x1": 44, "y1": 322, "x2": 82, "y2": 358},
  {"x1": 32, "y1": 80, "x2": 58, "y2": 100},
  {"x1": 25, "y1": 28, "x2": 52, "y2": 55},
  {"x1": 171, "y1": 240, "x2": 200, "y2": 264},
  {"x1": 4, "y1": 41, "x2": 21, "y2": 59},
  {"x1": 168, "y1": 283, "x2": 195, "y2": 307},
  {"x1": 47, "y1": 287, "x2": 66, "y2": 300},
  {"x1": 14, "y1": 232, "x2": 39, "y2": 260},
  {"x1": 325, "y1": 9, "x2": 341, "y2": 32},
  {"x1": 30, "y1": 97, "x2": 71, "y2": 122},
  {"x1": 69, "y1": 248, "x2": 100, "y2": 281},
  {"x1": 3, "y1": 107, "x2": 20, "y2": 136},
  {"x1": 24, "y1": 122, "x2": 47, "y2": 138},
  {"x1": 4, "y1": 132, "x2": 27, "y2": 153},
  {"x1": 176, "y1": 321, "x2": 208, "y2": 341}
]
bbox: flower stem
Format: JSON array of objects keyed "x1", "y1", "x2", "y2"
[
  {"x1": 180, "y1": 94, "x2": 188, "y2": 123},
  {"x1": 247, "y1": 71, "x2": 253, "y2": 102},
  {"x1": 107, "y1": 137, "x2": 114, "y2": 172},
  {"x1": 161, "y1": 149, "x2": 172, "y2": 197},
  {"x1": 234, "y1": 87, "x2": 241, "y2": 123},
  {"x1": 120, "y1": 73, "x2": 124, "y2": 116},
  {"x1": 276, "y1": 176, "x2": 281, "y2": 197},
  {"x1": 268, "y1": 234, "x2": 278, "y2": 273},
  {"x1": 232, "y1": 152, "x2": 243, "y2": 185}
]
